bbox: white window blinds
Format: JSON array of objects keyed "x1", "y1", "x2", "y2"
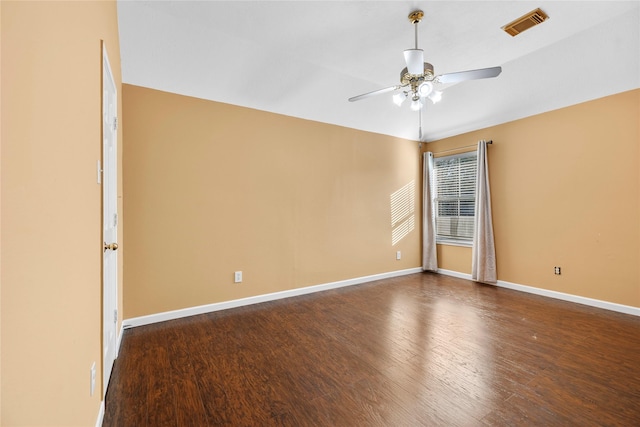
[{"x1": 432, "y1": 151, "x2": 477, "y2": 243}]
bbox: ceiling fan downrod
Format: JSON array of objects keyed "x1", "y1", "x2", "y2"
[{"x1": 408, "y1": 10, "x2": 424, "y2": 49}]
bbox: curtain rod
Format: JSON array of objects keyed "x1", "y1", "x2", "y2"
[{"x1": 431, "y1": 140, "x2": 492, "y2": 155}]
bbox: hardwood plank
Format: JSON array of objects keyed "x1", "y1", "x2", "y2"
[
  {"x1": 163, "y1": 323, "x2": 210, "y2": 427},
  {"x1": 481, "y1": 392, "x2": 577, "y2": 426},
  {"x1": 145, "y1": 327, "x2": 176, "y2": 427},
  {"x1": 501, "y1": 370, "x2": 640, "y2": 426}
]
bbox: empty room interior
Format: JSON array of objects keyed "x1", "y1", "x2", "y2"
[{"x1": 1, "y1": 1, "x2": 639, "y2": 426}]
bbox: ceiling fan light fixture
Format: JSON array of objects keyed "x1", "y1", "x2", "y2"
[
  {"x1": 410, "y1": 97, "x2": 422, "y2": 111},
  {"x1": 417, "y1": 82, "x2": 433, "y2": 97},
  {"x1": 403, "y1": 49, "x2": 424, "y2": 75},
  {"x1": 392, "y1": 91, "x2": 408, "y2": 106},
  {"x1": 428, "y1": 90, "x2": 442, "y2": 104}
]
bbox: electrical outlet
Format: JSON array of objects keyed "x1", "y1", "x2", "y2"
[
  {"x1": 90, "y1": 362, "x2": 96, "y2": 396},
  {"x1": 554, "y1": 266, "x2": 561, "y2": 275},
  {"x1": 234, "y1": 271, "x2": 243, "y2": 283},
  {"x1": 396, "y1": 251, "x2": 402, "y2": 260}
]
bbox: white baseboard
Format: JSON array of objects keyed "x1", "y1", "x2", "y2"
[
  {"x1": 436, "y1": 268, "x2": 472, "y2": 281},
  {"x1": 437, "y1": 268, "x2": 640, "y2": 317},
  {"x1": 123, "y1": 267, "x2": 423, "y2": 329},
  {"x1": 116, "y1": 322, "x2": 124, "y2": 358},
  {"x1": 95, "y1": 400, "x2": 105, "y2": 427}
]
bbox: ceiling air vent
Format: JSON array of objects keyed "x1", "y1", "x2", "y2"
[{"x1": 502, "y1": 8, "x2": 549, "y2": 37}]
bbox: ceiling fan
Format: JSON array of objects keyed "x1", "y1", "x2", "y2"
[{"x1": 348, "y1": 10, "x2": 502, "y2": 111}]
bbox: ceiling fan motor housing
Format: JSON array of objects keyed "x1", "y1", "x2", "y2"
[{"x1": 400, "y1": 62, "x2": 435, "y2": 84}]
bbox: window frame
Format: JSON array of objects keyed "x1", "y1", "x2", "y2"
[{"x1": 431, "y1": 150, "x2": 478, "y2": 247}]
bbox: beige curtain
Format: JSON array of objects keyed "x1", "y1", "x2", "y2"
[
  {"x1": 422, "y1": 152, "x2": 438, "y2": 271},
  {"x1": 471, "y1": 140, "x2": 497, "y2": 283}
]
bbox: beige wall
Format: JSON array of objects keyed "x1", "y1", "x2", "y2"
[
  {"x1": 123, "y1": 85, "x2": 421, "y2": 318},
  {"x1": 1, "y1": 1, "x2": 122, "y2": 425},
  {"x1": 424, "y1": 89, "x2": 640, "y2": 308}
]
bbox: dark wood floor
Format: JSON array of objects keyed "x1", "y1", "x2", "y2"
[{"x1": 103, "y1": 272, "x2": 640, "y2": 426}]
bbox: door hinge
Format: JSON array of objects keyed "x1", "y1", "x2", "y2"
[
  {"x1": 113, "y1": 116, "x2": 118, "y2": 131},
  {"x1": 114, "y1": 309, "x2": 118, "y2": 324}
]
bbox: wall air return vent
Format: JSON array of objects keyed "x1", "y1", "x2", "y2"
[{"x1": 502, "y1": 8, "x2": 549, "y2": 36}]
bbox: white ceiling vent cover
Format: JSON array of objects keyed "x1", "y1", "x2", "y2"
[{"x1": 502, "y1": 8, "x2": 549, "y2": 37}]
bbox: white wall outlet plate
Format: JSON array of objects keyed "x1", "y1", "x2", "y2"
[{"x1": 234, "y1": 271, "x2": 243, "y2": 283}]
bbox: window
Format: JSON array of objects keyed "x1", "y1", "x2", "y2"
[{"x1": 431, "y1": 151, "x2": 477, "y2": 244}]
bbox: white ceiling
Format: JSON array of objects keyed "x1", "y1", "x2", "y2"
[{"x1": 117, "y1": 1, "x2": 640, "y2": 142}]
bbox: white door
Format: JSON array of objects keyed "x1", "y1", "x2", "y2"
[{"x1": 102, "y1": 43, "x2": 118, "y2": 397}]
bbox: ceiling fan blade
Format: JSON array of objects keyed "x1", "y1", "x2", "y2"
[
  {"x1": 348, "y1": 85, "x2": 401, "y2": 102},
  {"x1": 436, "y1": 66, "x2": 502, "y2": 84}
]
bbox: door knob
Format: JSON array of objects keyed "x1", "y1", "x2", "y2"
[{"x1": 104, "y1": 242, "x2": 119, "y2": 252}]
